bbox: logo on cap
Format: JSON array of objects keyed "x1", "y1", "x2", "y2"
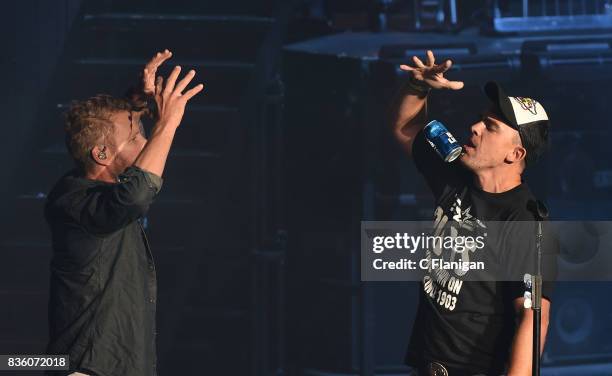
[
  {"x1": 509, "y1": 96, "x2": 549, "y2": 126},
  {"x1": 513, "y1": 97, "x2": 539, "y2": 115}
]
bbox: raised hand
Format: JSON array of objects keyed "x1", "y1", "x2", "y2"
[
  {"x1": 143, "y1": 49, "x2": 173, "y2": 96},
  {"x1": 400, "y1": 50, "x2": 464, "y2": 91},
  {"x1": 153, "y1": 65, "x2": 204, "y2": 130}
]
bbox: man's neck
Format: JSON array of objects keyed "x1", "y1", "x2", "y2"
[
  {"x1": 473, "y1": 168, "x2": 522, "y2": 193},
  {"x1": 84, "y1": 167, "x2": 117, "y2": 184}
]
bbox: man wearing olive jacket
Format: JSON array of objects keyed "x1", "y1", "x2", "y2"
[{"x1": 44, "y1": 50, "x2": 203, "y2": 376}]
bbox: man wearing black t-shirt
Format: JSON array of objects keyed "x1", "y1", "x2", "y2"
[{"x1": 392, "y1": 50, "x2": 557, "y2": 375}]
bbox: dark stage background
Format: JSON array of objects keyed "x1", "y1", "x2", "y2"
[{"x1": 1, "y1": 0, "x2": 612, "y2": 375}]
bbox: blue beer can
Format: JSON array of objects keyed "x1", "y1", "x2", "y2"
[{"x1": 423, "y1": 120, "x2": 463, "y2": 162}]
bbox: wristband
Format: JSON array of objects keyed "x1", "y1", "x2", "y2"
[{"x1": 405, "y1": 77, "x2": 430, "y2": 96}]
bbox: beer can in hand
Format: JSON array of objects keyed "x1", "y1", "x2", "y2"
[{"x1": 423, "y1": 120, "x2": 463, "y2": 162}]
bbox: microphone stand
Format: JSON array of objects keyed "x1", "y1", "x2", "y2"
[
  {"x1": 526, "y1": 201, "x2": 548, "y2": 376},
  {"x1": 532, "y1": 221, "x2": 543, "y2": 376}
]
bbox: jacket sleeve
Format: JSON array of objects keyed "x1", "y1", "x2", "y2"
[{"x1": 76, "y1": 166, "x2": 163, "y2": 235}]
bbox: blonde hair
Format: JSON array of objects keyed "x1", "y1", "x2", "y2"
[{"x1": 63, "y1": 94, "x2": 131, "y2": 171}]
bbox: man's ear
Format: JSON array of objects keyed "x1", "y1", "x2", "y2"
[
  {"x1": 506, "y1": 145, "x2": 527, "y2": 165},
  {"x1": 91, "y1": 145, "x2": 111, "y2": 166}
]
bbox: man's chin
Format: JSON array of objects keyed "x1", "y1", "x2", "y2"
[{"x1": 458, "y1": 154, "x2": 475, "y2": 171}]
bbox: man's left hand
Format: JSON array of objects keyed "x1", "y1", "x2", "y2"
[{"x1": 142, "y1": 49, "x2": 173, "y2": 95}]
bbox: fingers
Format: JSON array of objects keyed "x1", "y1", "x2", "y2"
[
  {"x1": 433, "y1": 59, "x2": 452, "y2": 73},
  {"x1": 162, "y1": 65, "x2": 181, "y2": 97},
  {"x1": 182, "y1": 83, "x2": 205, "y2": 101},
  {"x1": 143, "y1": 50, "x2": 172, "y2": 95},
  {"x1": 426, "y1": 50, "x2": 435, "y2": 67},
  {"x1": 174, "y1": 70, "x2": 196, "y2": 94},
  {"x1": 403, "y1": 52, "x2": 442, "y2": 71},
  {"x1": 155, "y1": 76, "x2": 164, "y2": 96},
  {"x1": 146, "y1": 49, "x2": 172, "y2": 71},
  {"x1": 412, "y1": 55, "x2": 426, "y2": 68},
  {"x1": 158, "y1": 66, "x2": 203, "y2": 100},
  {"x1": 447, "y1": 80, "x2": 464, "y2": 90}
]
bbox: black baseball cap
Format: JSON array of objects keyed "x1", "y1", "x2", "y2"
[{"x1": 483, "y1": 81, "x2": 550, "y2": 165}]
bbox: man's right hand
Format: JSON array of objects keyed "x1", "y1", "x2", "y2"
[
  {"x1": 153, "y1": 65, "x2": 204, "y2": 130},
  {"x1": 133, "y1": 64, "x2": 204, "y2": 178},
  {"x1": 400, "y1": 50, "x2": 464, "y2": 91}
]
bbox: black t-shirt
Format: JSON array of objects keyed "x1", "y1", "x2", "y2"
[{"x1": 404, "y1": 129, "x2": 558, "y2": 375}]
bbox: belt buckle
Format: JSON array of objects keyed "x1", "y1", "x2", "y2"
[{"x1": 429, "y1": 361, "x2": 449, "y2": 376}]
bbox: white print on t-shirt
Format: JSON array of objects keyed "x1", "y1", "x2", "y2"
[{"x1": 422, "y1": 192, "x2": 486, "y2": 311}]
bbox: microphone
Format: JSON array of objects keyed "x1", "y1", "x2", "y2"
[{"x1": 527, "y1": 199, "x2": 549, "y2": 221}]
